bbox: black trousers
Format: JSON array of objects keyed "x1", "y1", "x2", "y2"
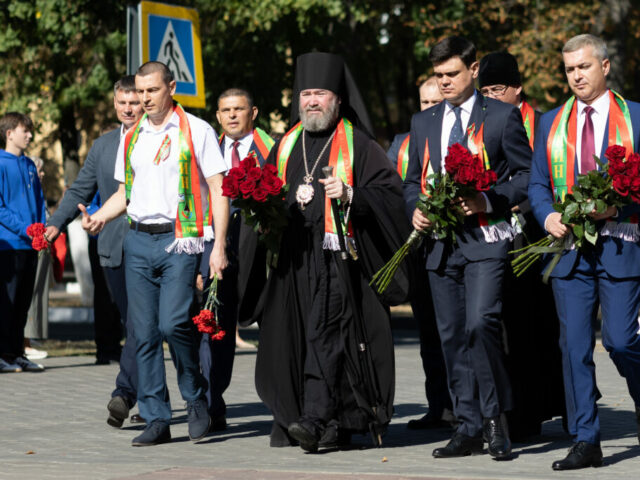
[
  {"x1": 89, "y1": 237, "x2": 122, "y2": 358},
  {"x1": 0, "y1": 249, "x2": 38, "y2": 359},
  {"x1": 103, "y1": 262, "x2": 138, "y2": 406}
]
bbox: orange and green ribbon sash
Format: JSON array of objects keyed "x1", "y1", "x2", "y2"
[
  {"x1": 396, "y1": 135, "x2": 410, "y2": 180},
  {"x1": 277, "y1": 118, "x2": 355, "y2": 250},
  {"x1": 218, "y1": 127, "x2": 274, "y2": 161},
  {"x1": 547, "y1": 90, "x2": 633, "y2": 203},
  {"x1": 520, "y1": 101, "x2": 536, "y2": 150},
  {"x1": 419, "y1": 138, "x2": 433, "y2": 195},
  {"x1": 123, "y1": 103, "x2": 205, "y2": 242}
]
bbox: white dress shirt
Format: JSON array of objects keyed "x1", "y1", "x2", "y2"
[
  {"x1": 576, "y1": 90, "x2": 610, "y2": 173},
  {"x1": 222, "y1": 131, "x2": 254, "y2": 170},
  {"x1": 114, "y1": 111, "x2": 226, "y2": 224},
  {"x1": 440, "y1": 91, "x2": 477, "y2": 164}
]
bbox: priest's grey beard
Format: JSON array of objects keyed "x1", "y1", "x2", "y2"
[{"x1": 299, "y1": 99, "x2": 340, "y2": 132}]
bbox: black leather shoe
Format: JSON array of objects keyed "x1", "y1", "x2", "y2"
[
  {"x1": 552, "y1": 442, "x2": 603, "y2": 470},
  {"x1": 288, "y1": 421, "x2": 320, "y2": 453},
  {"x1": 186, "y1": 398, "x2": 211, "y2": 442},
  {"x1": 209, "y1": 415, "x2": 227, "y2": 432},
  {"x1": 130, "y1": 413, "x2": 146, "y2": 424},
  {"x1": 433, "y1": 432, "x2": 483, "y2": 458},
  {"x1": 483, "y1": 414, "x2": 512, "y2": 460},
  {"x1": 407, "y1": 411, "x2": 450, "y2": 430},
  {"x1": 107, "y1": 396, "x2": 129, "y2": 428},
  {"x1": 131, "y1": 421, "x2": 171, "y2": 446}
]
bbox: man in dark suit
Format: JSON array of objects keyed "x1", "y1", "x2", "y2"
[
  {"x1": 197, "y1": 88, "x2": 275, "y2": 430},
  {"x1": 46, "y1": 76, "x2": 143, "y2": 427},
  {"x1": 529, "y1": 34, "x2": 640, "y2": 470},
  {"x1": 387, "y1": 77, "x2": 453, "y2": 430},
  {"x1": 404, "y1": 36, "x2": 531, "y2": 459},
  {"x1": 479, "y1": 51, "x2": 566, "y2": 440}
]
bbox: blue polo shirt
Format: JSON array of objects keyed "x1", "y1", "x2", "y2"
[{"x1": 0, "y1": 149, "x2": 46, "y2": 250}]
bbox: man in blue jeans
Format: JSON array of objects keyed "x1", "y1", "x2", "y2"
[
  {"x1": 82, "y1": 61, "x2": 229, "y2": 446},
  {"x1": 0, "y1": 112, "x2": 46, "y2": 373}
]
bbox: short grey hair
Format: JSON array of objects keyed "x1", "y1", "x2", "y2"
[
  {"x1": 113, "y1": 75, "x2": 137, "y2": 97},
  {"x1": 562, "y1": 34, "x2": 608, "y2": 61}
]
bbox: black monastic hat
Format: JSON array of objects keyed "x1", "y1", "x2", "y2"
[
  {"x1": 478, "y1": 51, "x2": 522, "y2": 88},
  {"x1": 290, "y1": 52, "x2": 374, "y2": 138}
]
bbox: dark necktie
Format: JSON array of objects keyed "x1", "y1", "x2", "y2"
[
  {"x1": 448, "y1": 106, "x2": 464, "y2": 147},
  {"x1": 581, "y1": 106, "x2": 596, "y2": 173},
  {"x1": 231, "y1": 140, "x2": 240, "y2": 168}
]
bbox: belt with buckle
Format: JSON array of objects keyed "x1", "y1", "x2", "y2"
[{"x1": 129, "y1": 220, "x2": 173, "y2": 234}]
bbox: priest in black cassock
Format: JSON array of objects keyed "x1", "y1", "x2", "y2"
[{"x1": 238, "y1": 52, "x2": 412, "y2": 452}]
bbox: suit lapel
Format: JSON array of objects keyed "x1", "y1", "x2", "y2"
[{"x1": 426, "y1": 102, "x2": 444, "y2": 173}]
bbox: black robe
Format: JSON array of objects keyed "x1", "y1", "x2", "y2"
[{"x1": 238, "y1": 125, "x2": 412, "y2": 446}]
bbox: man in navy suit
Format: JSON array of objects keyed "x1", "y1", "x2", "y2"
[
  {"x1": 404, "y1": 36, "x2": 531, "y2": 459},
  {"x1": 197, "y1": 88, "x2": 275, "y2": 430},
  {"x1": 46, "y1": 76, "x2": 143, "y2": 427},
  {"x1": 529, "y1": 34, "x2": 640, "y2": 470}
]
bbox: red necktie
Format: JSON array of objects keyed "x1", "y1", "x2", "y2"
[
  {"x1": 581, "y1": 106, "x2": 596, "y2": 173},
  {"x1": 231, "y1": 141, "x2": 240, "y2": 168}
]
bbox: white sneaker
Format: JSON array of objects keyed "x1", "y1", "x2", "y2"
[
  {"x1": 0, "y1": 358, "x2": 22, "y2": 373},
  {"x1": 14, "y1": 356, "x2": 44, "y2": 372},
  {"x1": 25, "y1": 347, "x2": 48, "y2": 360}
]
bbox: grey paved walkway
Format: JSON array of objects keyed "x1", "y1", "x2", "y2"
[{"x1": 1, "y1": 331, "x2": 639, "y2": 480}]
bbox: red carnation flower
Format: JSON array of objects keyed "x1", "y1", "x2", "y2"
[
  {"x1": 26, "y1": 222, "x2": 46, "y2": 238},
  {"x1": 32, "y1": 236, "x2": 49, "y2": 252}
]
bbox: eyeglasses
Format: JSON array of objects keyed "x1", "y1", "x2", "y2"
[{"x1": 480, "y1": 85, "x2": 509, "y2": 97}]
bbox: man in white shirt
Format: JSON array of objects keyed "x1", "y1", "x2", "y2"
[
  {"x1": 82, "y1": 61, "x2": 229, "y2": 446},
  {"x1": 529, "y1": 34, "x2": 640, "y2": 470}
]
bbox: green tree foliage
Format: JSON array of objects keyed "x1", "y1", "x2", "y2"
[{"x1": 2, "y1": 0, "x2": 639, "y2": 193}]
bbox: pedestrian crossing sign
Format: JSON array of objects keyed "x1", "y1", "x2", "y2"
[{"x1": 138, "y1": 1, "x2": 205, "y2": 108}]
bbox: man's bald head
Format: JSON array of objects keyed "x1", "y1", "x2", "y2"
[{"x1": 419, "y1": 77, "x2": 443, "y2": 111}]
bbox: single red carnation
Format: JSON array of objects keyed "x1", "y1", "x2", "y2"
[
  {"x1": 26, "y1": 222, "x2": 46, "y2": 237},
  {"x1": 32, "y1": 236, "x2": 49, "y2": 251},
  {"x1": 212, "y1": 330, "x2": 226, "y2": 341}
]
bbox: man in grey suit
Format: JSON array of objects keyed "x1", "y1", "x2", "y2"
[{"x1": 45, "y1": 76, "x2": 143, "y2": 427}]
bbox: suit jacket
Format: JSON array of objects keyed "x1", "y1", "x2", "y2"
[
  {"x1": 49, "y1": 128, "x2": 128, "y2": 268},
  {"x1": 404, "y1": 93, "x2": 531, "y2": 269},
  {"x1": 386, "y1": 132, "x2": 409, "y2": 170},
  {"x1": 528, "y1": 94, "x2": 640, "y2": 278}
]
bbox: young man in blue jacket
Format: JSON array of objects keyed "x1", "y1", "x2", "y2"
[{"x1": 0, "y1": 112, "x2": 46, "y2": 373}]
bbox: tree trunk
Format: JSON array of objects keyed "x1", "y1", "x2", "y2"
[
  {"x1": 592, "y1": 0, "x2": 630, "y2": 93},
  {"x1": 59, "y1": 104, "x2": 81, "y2": 187}
]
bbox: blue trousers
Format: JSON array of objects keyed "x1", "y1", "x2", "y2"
[
  {"x1": 124, "y1": 229, "x2": 205, "y2": 424},
  {"x1": 428, "y1": 249, "x2": 512, "y2": 437},
  {"x1": 552, "y1": 257, "x2": 640, "y2": 445}
]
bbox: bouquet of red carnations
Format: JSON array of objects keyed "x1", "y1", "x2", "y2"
[
  {"x1": 26, "y1": 222, "x2": 49, "y2": 254},
  {"x1": 370, "y1": 143, "x2": 497, "y2": 294},
  {"x1": 192, "y1": 275, "x2": 225, "y2": 341},
  {"x1": 511, "y1": 145, "x2": 640, "y2": 282},
  {"x1": 222, "y1": 152, "x2": 288, "y2": 267}
]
